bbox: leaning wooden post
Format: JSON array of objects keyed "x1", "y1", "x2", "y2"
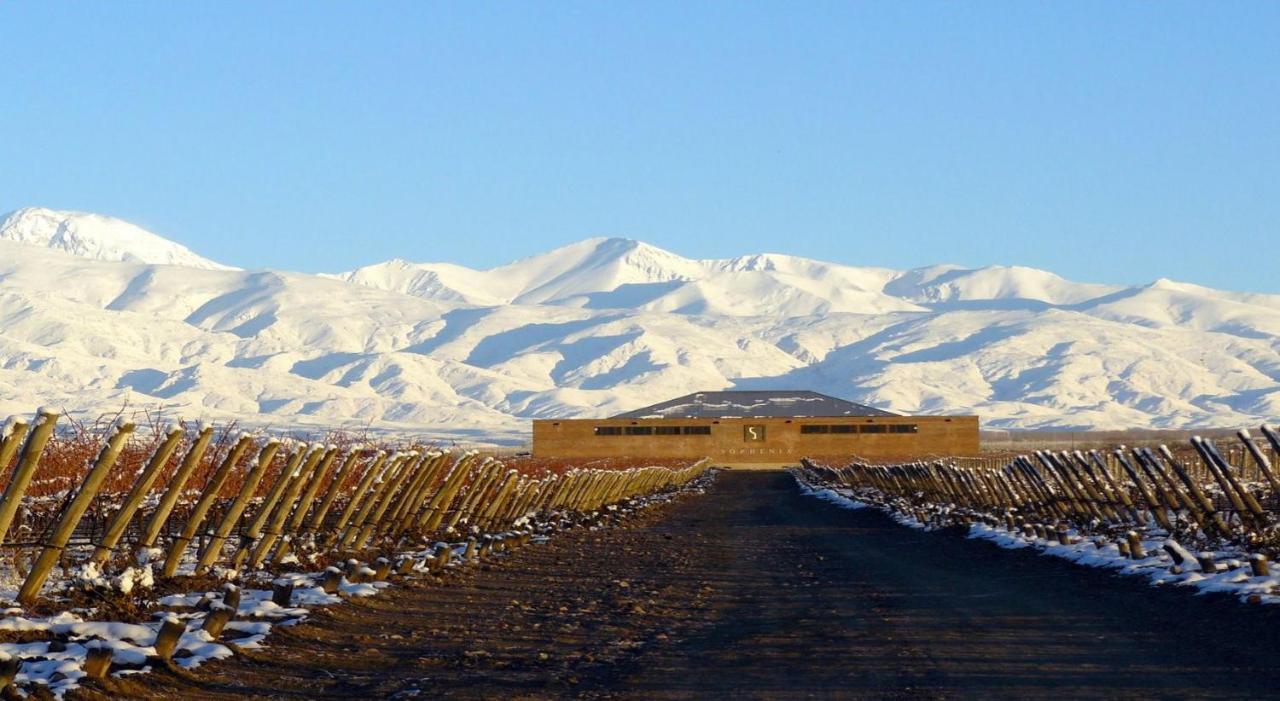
[
  {"x1": 508, "y1": 478, "x2": 548, "y2": 524},
  {"x1": 160, "y1": 433, "x2": 255, "y2": 577},
  {"x1": 249, "y1": 445, "x2": 328, "y2": 568},
  {"x1": 0, "y1": 419, "x2": 30, "y2": 479},
  {"x1": 389, "y1": 452, "x2": 447, "y2": 535},
  {"x1": 152, "y1": 615, "x2": 187, "y2": 661},
  {"x1": 338, "y1": 453, "x2": 411, "y2": 548},
  {"x1": 90, "y1": 424, "x2": 186, "y2": 565},
  {"x1": 445, "y1": 461, "x2": 502, "y2": 531},
  {"x1": 350, "y1": 453, "x2": 425, "y2": 549},
  {"x1": 0, "y1": 409, "x2": 58, "y2": 547},
  {"x1": 271, "y1": 446, "x2": 341, "y2": 564},
  {"x1": 322, "y1": 451, "x2": 390, "y2": 547},
  {"x1": 495, "y1": 477, "x2": 535, "y2": 526},
  {"x1": 1154, "y1": 445, "x2": 1230, "y2": 535},
  {"x1": 391, "y1": 453, "x2": 449, "y2": 537},
  {"x1": 284, "y1": 446, "x2": 341, "y2": 535},
  {"x1": 1238, "y1": 430, "x2": 1280, "y2": 497},
  {"x1": 230, "y1": 444, "x2": 310, "y2": 570},
  {"x1": 139, "y1": 425, "x2": 215, "y2": 548},
  {"x1": 416, "y1": 454, "x2": 479, "y2": 534},
  {"x1": 476, "y1": 470, "x2": 520, "y2": 531},
  {"x1": 304, "y1": 449, "x2": 363, "y2": 534},
  {"x1": 194, "y1": 439, "x2": 282, "y2": 574},
  {"x1": 384, "y1": 452, "x2": 435, "y2": 528},
  {"x1": 18, "y1": 421, "x2": 135, "y2": 606},
  {"x1": 202, "y1": 601, "x2": 236, "y2": 639}
]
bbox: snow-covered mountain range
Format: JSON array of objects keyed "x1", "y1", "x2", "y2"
[
  {"x1": 0, "y1": 208, "x2": 234, "y2": 270},
  {"x1": 2, "y1": 206, "x2": 1277, "y2": 442}
]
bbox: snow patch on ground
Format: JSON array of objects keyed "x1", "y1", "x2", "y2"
[
  {"x1": 0, "y1": 475, "x2": 713, "y2": 697},
  {"x1": 796, "y1": 476, "x2": 1280, "y2": 607}
]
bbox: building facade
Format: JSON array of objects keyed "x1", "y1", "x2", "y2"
[{"x1": 532, "y1": 390, "x2": 979, "y2": 466}]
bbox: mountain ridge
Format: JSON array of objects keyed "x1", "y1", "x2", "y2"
[
  {"x1": 0, "y1": 207, "x2": 236, "y2": 271},
  {"x1": 0, "y1": 207, "x2": 1276, "y2": 440}
]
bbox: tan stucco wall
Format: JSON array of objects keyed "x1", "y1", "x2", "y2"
[{"x1": 532, "y1": 415, "x2": 979, "y2": 465}]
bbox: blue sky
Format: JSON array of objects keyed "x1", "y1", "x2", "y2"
[{"x1": 2, "y1": 3, "x2": 1277, "y2": 291}]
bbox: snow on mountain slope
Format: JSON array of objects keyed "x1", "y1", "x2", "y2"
[
  {"x1": 342, "y1": 239, "x2": 924, "y2": 317},
  {"x1": 885, "y1": 264, "x2": 1123, "y2": 308},
  {"x1": 331, "y1": 259, "x2": 507, "y2": 306},
  {"x1": 336, "y1": 238, "x2": 707, "y2": 308},
  {"x1": 0, "y1": 208, "x2": 235, "y2": 270},
  {"x1": 0, "y1": 210, "x2": 1277, "y2": 439}
]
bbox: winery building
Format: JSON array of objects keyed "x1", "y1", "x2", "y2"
[{"x1": 531, "y1": 390, "x2": 979, "y2": 466}]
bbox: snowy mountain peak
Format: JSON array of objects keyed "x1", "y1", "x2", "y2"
[
  {"x1": 0, "y1": 207, "x2": 234, "y2": 270},
  {"x1": 500, "y1": 237, "x2": 705, "y2": 304},
  {"x1": 1, "y1": 212, "x2": 1278, "y2": 435}
]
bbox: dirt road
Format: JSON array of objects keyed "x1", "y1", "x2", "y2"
[{"x1": 114, "y1": 471, "x2": 1280, "y2": 699}]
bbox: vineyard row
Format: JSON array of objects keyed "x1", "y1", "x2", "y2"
[{"x1": 0, "y1": 409, "x2": 712, "y2": 609}]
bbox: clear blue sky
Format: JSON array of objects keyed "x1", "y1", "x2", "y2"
[{"x1": 3, "y1": 3, "x2": 1277, "y2": 291}]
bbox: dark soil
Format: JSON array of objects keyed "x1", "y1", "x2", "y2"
[{"x1": 90, "y1": 471, "x2": 1280, "y2": 699}]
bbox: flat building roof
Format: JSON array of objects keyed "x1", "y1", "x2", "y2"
[{"x1": 611, "y1": 390, "x2": 897, "y2": 420}]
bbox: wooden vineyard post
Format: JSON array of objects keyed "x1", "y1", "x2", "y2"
[
  {"x1": 444, "y1": 460, "x2": 502, "y2": 532},
  {"x1": 160, "y1": 433, "x2": 255, "y2": 577},
  {"x1": 202, "y1": 601, "x2": 236, "y2": 638},
  {"x1": 18, "y1": 421, "x2": 135, "y2": 606},
  {"x1": 0, "y1": 419, "x2": 29, "y2": 480},
  {"x1": 1238, "y1": 430, "x2": 1280, "y2": 497},
  {"x1": 231, "y1": 444, "x2": 310, "y2": 570},
  {"x1": 1113, "y1": 450, "x2": 1174, "y2": 531},
  {"x1": 385, "y1": 453, "x2": 436, "y2": 529},
  {"x1": 323, "y1": 451, "x2": 390, "y2": 548},
  {"x1": 475, "y1": 470, "x2": 519, "y2": 531},
  {"x1": 498, "y1": 476, "x2": 535, "y2": 528},
  {"x1": 139, "y1": 425, "x2": 215, "y2": 548},
  {"x1": 1125, "y1": 531, "x2": 1145, "y2": 559},
  {"x1": 416, "y1": 454, "x2": 479, "y2": 535},
  {"x1": 90, "y1": 424, "x2": 186, "y2": 565},
  {"x1": 0, "y1": 409, "x2": 58, "y2": 547},
  {"x1": 303, "y1": 449, "x2": 364, "y2": 534},
  {"x1": 433, "y1": 461, "x2": 480, "y2": 533},
  {"x1": 0, "y1": 652, "x2": 18, "y2": 692},
  {"x1": 152, "y1": 615, "x2": 187, "y2": 661},
  {"x1": 337, "y1": 452, "x2": 410, "y2": 548},
  {"x1": 194, "y1": 439, "x2": 282, "y2": 573},
  {"x1": 1133, "y1": 448, "x2": 1194, "y2": 520},
  {"x1": 1251, "y1": 554, "x2": 1270, "y2": 577},
  {"x1": 543, "y1": 471, "x2": 576, "y2": 513},
  {"x1": 1190, "y1": 437, "x2": 1258, "y2": 528},
  {"x1": 350, "y1": 453, "x2": 426, "y2": 550},
  {"x1": 1196, "y1": 437, "x2": 1266, "y2": 529},
  {"x1": 1154, "y1": 445, "x2": 1230, "y2": 535},
  {"x1": 83, "y1": 642, "x2": 114, "y2": 679},
  {"x1": 273, "y1": 446, "x2": 342, "y2": 559},
  {"x1": 497, "y1": 477, "x2": 540, "y2": 527},
  {"x1": 286, "y1": 446, "x2": 341, "y2": 533},
  {"x1": 388, "y1": 452, "x2": 445, "y2": 537},
  {"x1": 248, "y1": 445, "x2": 328, "y2": 568},
  {"x1": 272, "y1": 578, "x2": 294, "y2": 606},
  {"x1": 389, "y1": 452, "x2": 448, "y2": 537}
]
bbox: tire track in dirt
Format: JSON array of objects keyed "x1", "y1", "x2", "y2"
[{"x1": 99, "y1": 471, "x2": 1280, "y2": 699}]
